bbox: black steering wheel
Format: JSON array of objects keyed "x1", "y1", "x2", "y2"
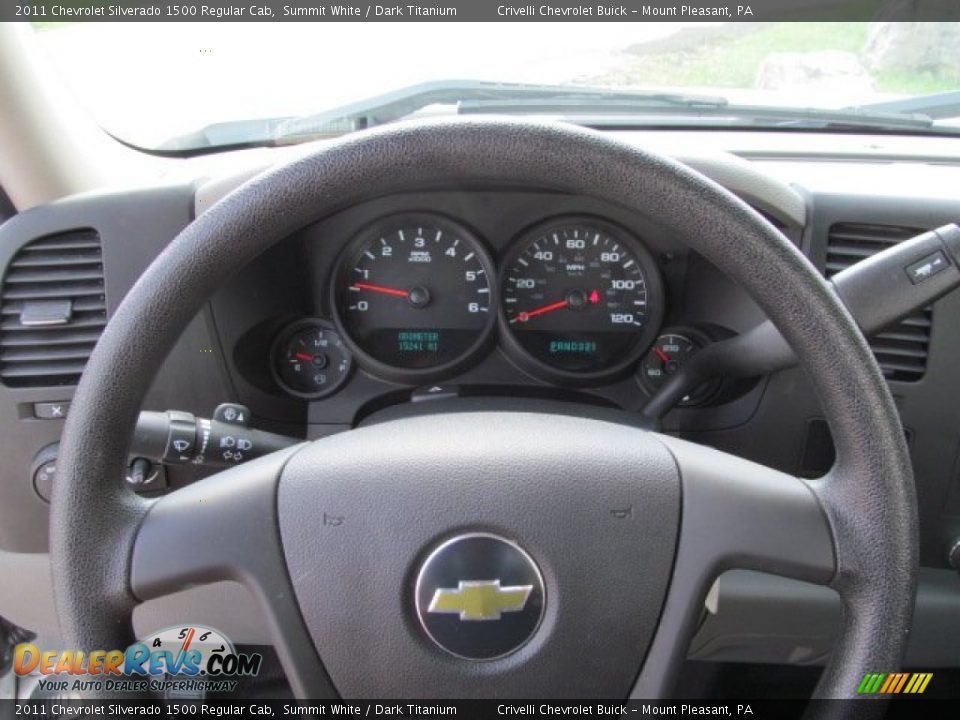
[{"x1": 51, "y1": 120, "x2": 917, "y2": 709}]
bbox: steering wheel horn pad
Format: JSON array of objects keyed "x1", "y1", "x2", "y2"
[
  {"x1": 279, "y1": 412, "x2": 679, "y2": 697},
  {"x1": 52, "y1": 119, "x2": 917, "y2": 712}
]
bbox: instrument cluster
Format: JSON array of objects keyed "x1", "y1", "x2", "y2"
[{"x1": 269, "y1": 210, "x2": 697, "y2": 399}]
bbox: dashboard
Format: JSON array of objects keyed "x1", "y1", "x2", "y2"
[{"x1": 3, "y1": 131, "x2": 960, "y2": 667}]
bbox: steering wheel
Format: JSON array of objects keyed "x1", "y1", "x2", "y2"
[{"x1": 51, "y1": 120, "x2": 916, "y2": 708}]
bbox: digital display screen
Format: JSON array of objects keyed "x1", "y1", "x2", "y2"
[
  {"x1": 549, "y1": 340, "x2": 598, "y2": 355},
  {"x1": 351, "y1": 328, "x2": 481, "y2": 370},
  {"x1": 398, "y1": 331, "x2": 441, "y2": 353},
  {"x1": 516, "y1": 332, "x2": 634, "y2": 372}
]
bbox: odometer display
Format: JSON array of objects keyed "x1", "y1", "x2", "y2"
[
  {"x1": 500, "y1": 218, "x2": 663, "y2": 382},
  {"x1": 333, "y1": 213, "x2": 496, "y2": 380}
]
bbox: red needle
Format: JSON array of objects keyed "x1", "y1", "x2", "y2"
[
  {"x1": 179, "y1": 627, "x2": 195, "y2": 655},
  {"x1": 512, "y1": 299, "x2": 569, "y2": 323},
  {"x1": 353, "y1": 282, "x2": 408, "y2": 298},
  {"x1": 654, "y1": 347, "x2": 671, "y2": 364},
  {"x1": 173, "y1": 626, "x2": 196, "y2": 671},
  {"x1": 294, "y1": 352, "x2": 313, "y2": 362}
]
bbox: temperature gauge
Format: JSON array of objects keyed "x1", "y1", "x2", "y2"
[
  {"x1": 639, "y1": 330, "x2": 720, "y2": 407},
  {"x1": 272, "y1": 320, "x2": 353, "y2": 399}
]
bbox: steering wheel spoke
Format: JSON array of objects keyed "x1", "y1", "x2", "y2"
[
  {"x1": 659, "y1": 434, "x2": 836, "y2": 582},
  {"x1": 634, "y1": 435, "x2": 836, "y2": 698},
  {"x1": 128, "y1": 445, "x2": 335, "y2": 698}
]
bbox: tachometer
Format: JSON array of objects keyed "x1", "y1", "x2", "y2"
[
  {"x1": 500, "y1": 217, "x2": 663, "y2": 383},
  {"x1": 332, "y1": 213, "x2": 496, "y2": 381}
]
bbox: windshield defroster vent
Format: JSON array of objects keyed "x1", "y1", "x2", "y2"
[
  {"x1": 0, "y1": 229, "x2": 106, "y2": 387},
  {"x1": 825, "y1": 222, "x2": 931, "y2": 382}
]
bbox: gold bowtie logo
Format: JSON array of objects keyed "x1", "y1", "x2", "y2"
[{"x1": 427, "y1": 580, "x2": 533, "y2": 621}]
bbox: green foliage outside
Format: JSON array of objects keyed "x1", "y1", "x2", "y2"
[{"x1": 583, "y1": 22, "x2": 959, "y2": 96}]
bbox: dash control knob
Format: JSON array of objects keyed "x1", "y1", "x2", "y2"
[
  {"x1": 31, "y1": 444, "x2": 59, "y2": 503},
  {"x1": 214, "y1": 403, "x2": 251, "y2": 426}
]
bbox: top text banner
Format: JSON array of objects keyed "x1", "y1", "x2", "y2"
[{"x1": 4, "y1": 0, "x2": 960, "y2": 23}]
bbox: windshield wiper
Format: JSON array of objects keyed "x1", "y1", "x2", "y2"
[
  {"x1": 845, "y1": 90, "x2": 960, "y2": 121},
  {"x1": 273, "y1": 79, "x2": 729, "y2": 138},
  {"x1": 727, "y1": 105, "x2": 936, "y2": 132},
  {"x1": 277, "y1": 79, "x2": 934, "y2": 137},
  {"x1": 154, "y1": 79, "x2": 951, "y2": 156},
  {"x1": 460, "y1": 96, "x2": 936, "y2": 133},
  {"x1": 154, "y1": 80, "x2": 729, "y2": 153}
]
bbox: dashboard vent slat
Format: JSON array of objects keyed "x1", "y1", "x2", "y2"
[
  {"x1": 875, "y1": 328, "x2": 930, "y2": 344},
  {"x1": 0, "y1": 344, "x2": 96, "y2": 363},
  {"x1": 3, "y1": 267, "x2": 105, "y2": 284},
  {"x1": 0, "y1": 296, "x2": 106, "y2": 316},
  {"x1": 2, "y1": 281, "x2": 105, "y2": 301},
  {"x1": 825, "y1": 222, "x2": 930, "y2": 382},
  {"x1": 20, "y1": 231, "x2": 101, "y2": 251},
  {"x1": 0, "y1": 229, "x2": 105, "y2": 387},
  {"x1": 0, "y1": 360, "x2": 91, "y2": 380},
  {"x1": 0, "y1": 314, "x2": 107, "y2": 332},
  {"x1": 0, "y1": 328, "x2": 104, "y2": 348}
]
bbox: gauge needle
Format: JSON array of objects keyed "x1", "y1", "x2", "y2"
[
  {"x1": 294, "y1": 352, "x2": 313, "y2": 362},
  {"x1": 654, "y1": 347, "x2": 671, "y2": 364},
  {"x1": 353, "y1": 282, "x2": 408, "y2": 298},
  {"x1": 512, "y1": 299, "x2": 569, "y2": 323},
  {"x1": 180, "y1": 627, "x2": 195, "y2": 655},
  {"x1": 175, "y1": 627, "x2": 195, "y2": 669}
]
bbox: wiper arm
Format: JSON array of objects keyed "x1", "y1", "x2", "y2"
[
  {"x1": 462, "y1": 96, "x2": 935, "y2": 132},
  {"x1": 153, "y1": 116, "x2": 294, "y2": 153},
  {"x1": 155, "y1": 80, "x2": 729, "y2": 154},
  {"x1": 154, "y1": 80, "x2": 948, "y2": 156},
  {"x1": 846, "y1": 90, "x2": 960, "y2": 121},
  {"x1": 749, "y1": 105, "x2": 936, "y2": 132},
  {"x1": 274, "y1": 79, "x2": 729, "y2": 139}
]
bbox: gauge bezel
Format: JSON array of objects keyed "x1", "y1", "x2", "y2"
[
  {"x1": 637, "y1": 325, "x2": 721, "y2": 407},
  {"x1": 270, "y1": 318, "x2": 354, "y2": 400},
  {"x1": 330, "y1": 212, "x2": 498, "y2": 384},
  {"x1": 498, "y1": 215, "x2": 665, "y2": 386}
]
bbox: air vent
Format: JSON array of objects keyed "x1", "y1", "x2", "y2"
[
  {"x1": 826, "y1": 222, "x2": 930, "y2": 382},
  {"x1": 0, "y1": 229, "x2": 105, "y2": 387}
]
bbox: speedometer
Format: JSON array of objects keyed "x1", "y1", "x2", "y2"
[
  {"x1": 500, "y1": 217, "x2": 663, "y2": 383},
  {"x1": 332, "y1": 213, "x2": 497, "y2": 382}
]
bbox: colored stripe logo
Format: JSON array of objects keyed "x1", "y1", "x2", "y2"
[{"x1": 857, "y1": 672, "x2": 933, "y2": 694}]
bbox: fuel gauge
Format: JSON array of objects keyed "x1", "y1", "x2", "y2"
[
  {"x1": 272, "y1": 320, "x2": 353, "y2": 399},
  {"x1": 639, "y1": 329, "x2": 720, "y2": 407}
]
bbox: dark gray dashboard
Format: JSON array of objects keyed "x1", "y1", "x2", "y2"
[{"x1": 0, "y1": 147, "x2": 958, "y2": 573}]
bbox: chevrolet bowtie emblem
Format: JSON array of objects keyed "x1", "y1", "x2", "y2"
[
  {"x1": 415, "y1": 534, "x2": 545, "y2": 659},
  {"x1": 427, "y1": 580, "x2": 533, "y2": 621}
]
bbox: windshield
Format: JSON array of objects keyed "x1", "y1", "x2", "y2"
[{"x1": 31, "y1": 21, "x2": 960, "y2": 152}]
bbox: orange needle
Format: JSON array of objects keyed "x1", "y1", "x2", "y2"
[
  {"x1": 511, "y1": 299, "x2": 569, "y2": 324},
  {"x1": 352, "y1": 282, "x2": 408, "y2": 298}
]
